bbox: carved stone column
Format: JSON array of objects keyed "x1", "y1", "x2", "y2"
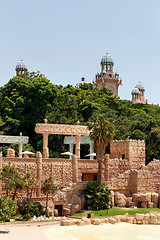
[
  {"x1": 19, "y1": 143, "x2": 23, "y2": 158},
  {"x1": 36, "y1": 152, "x2": 42, "y2": 197},
  {"x1": 43, "y1": 133, "x2": 49, "y2": 158},
  {"x1": 0, "y1": 152, "x2": 2, "y2": 196},
  {"x1": 75, "y1": 135, "x2": 81, "y2": 159},
  {"x1": 72, "y1": 155, "x2": 78, "y2": 183}
]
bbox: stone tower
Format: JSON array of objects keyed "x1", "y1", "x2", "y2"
[
  {"x1": 93, "y1": 53, "x2": 122, "y2": 96},
  {"x1": 15, "y1": 60, "x2": 28, "y2": 75},
  {"x1": 131, "y1": 82, "x2": 147, "y2": 104}
]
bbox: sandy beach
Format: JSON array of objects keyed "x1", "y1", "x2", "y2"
[{"x1": 0, "y1": 222, "x2": 160, "y2": 240}]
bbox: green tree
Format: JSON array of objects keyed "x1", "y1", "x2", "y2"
[
  {"x1": 41, "y1": 176, "x2": 58, "y2": 216},
  {"x1": 0, "y1": 163, "x2": 24, "y2": 199},
  {"x1": 24, "y1": 172, "x2": 38, "y2": 216},
  {"x1": 0, "y1": 196, "x2": 17, "y2": 222},
  {"x1": 84, "y1": 181, "x2": 111, "y2": 210},
  {"x1": 88, "y1": 114, "x2": 115, "y2": 183},
  {"x1": 146, "y1": 127, "x2": 160, "y2": 163}
]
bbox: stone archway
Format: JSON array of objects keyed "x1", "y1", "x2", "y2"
[{"x1": 35, "y1": 119, "x2": 90, "y2": 159}]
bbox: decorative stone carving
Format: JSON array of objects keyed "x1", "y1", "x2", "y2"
[
  {"x1": 35, "y1": 123, "x2": 90, "y2": 136},
  {"x1": 7, "y1": 148, "x2": 15, "y2": 158},
  {"x1": 35, "y1": 120, "x2": 90, "y2": 158}
]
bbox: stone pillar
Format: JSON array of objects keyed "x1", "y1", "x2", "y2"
[
  {"x1": 69, "y1": 144, "x2": 74, "y2": 159},
  {"x1": 104, "y1": 154, "x2": 109, "y2": 181},
  {"x1": 90, "y1": 142, "x2": 94, "y2": 160},
  {"x1": 75, "y1": 135, "x2": 81, "y2": 159},
  {"x1": 0, "y1": 152, "x2": 2, "y2": 196},
  {"x1": 36, "y1": 151, "x2": 42, "y2": 197},
  {"x1": 72, "y1": 155, "x2": 78, "y2": 183},
  {"x1": 19, "y1": 143, "x2": 23, "y2": 158},
  {"x1": 43, "y1": 133, "x2": 49, "y2": 158}
]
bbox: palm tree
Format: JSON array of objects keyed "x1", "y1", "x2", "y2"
[
  {"x1": 88, "y1": 114, "x2": 115, "y2": 183},
  {"x1": 41, "y1": 176, "x2": 58, "y2": 216},
  {"x1": 24, "y1": 172, "x2": 38, "y2": 216}
]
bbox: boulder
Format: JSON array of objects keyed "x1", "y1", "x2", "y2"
[
  {"x1": 113, "y1": 216, "x2": 121, "y2": 223},
  {"x1": 49, "y1": 210, "x2": 54, "y2": 216},
  {"x1": 91, "y1": 218, "x2": 103, "y2": 225},
  {"x1": 63, "y1": 208, "x2": 70, "y2": 216},
  {"x1": 61, "y1": 219, "x2": 78, "y2": 226},
  {"x1": 54, "y1": 209, "x2": 58, "y2": 217},
  {"x1": 104, "y1": 218, "x2": 109, "y2": 224},
  {"x1": 108, "y1": 218, "x2": 117, "y2": 224},
  {"x1": 114, "y1": 192, "x2": 126, "y2": 207},
  {"x1": 156, "y1": 214, "x2": 160, "y2": 224},
  {"x1": 81, "y1": 217, "x2": 91, "y2": 225},
  {"x1": 127, "y1": 217, "x2": 134, "y2": 224},
  {"x1": 135, "y1": 214, "x2": 144, "y2": 224},
  {"x1": 151, "y1": 193, "x2": 159, "y2": 208},
  {"x1": 142, "y1": 214, "x2": 150, "y2": 224},
  {"x1": 133, "y1": 193, "x2": 151, "y2": 203},
  {"x1": 147, "y1": 202, "x2": 153, "y2": 208},
  {"x1": 70, "y1": 203, "x2": 81, "y2": 215},
  {"x1": 77, "y1": 220, "x2": 85, "y2": 226},
  {"x1": 126, "y1": 197, "x2": 132, "y2": 207},
  {"x1": 149, "y1": 213, "x2": 158, "y2": 225},
  {"x1": 120, "y1": 215, "x2": 128, "y2": 222}
]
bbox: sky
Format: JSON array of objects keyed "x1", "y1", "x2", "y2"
[{"x1": 0, "y1": 0, "x2": 160, "y2": 104}]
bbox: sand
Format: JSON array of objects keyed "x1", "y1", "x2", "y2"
[{"x1": 0, "y1": 222, "x2": 160, "y2": 240}]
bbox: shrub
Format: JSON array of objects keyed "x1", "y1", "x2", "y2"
[
  {"x1": 22, "y1": 213, "x2": 31, "y2": 220},
  {"x1": 0, "y1": 196, "x2": 17, "y2": 222},
  {"x1": 84, "y1": 181, "x2": 111, "y2": 210},
  {"x1": 18, "y1": 201, "x2": 43, "y2": 217}
]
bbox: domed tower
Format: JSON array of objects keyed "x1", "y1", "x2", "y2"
[
  {"x1": 15, "y1": 60, "x2": 28, "y2": 75},
  {"x1": 131, "y1": 82, "x2": 147, "y2": 104},
  {"x1": 93, "y1": 53, "x2": 122, "y2": 96}
]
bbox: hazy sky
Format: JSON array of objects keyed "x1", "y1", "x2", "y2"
[{"x1": 0, "y1": 0, "x2": 160, "y2": 104}]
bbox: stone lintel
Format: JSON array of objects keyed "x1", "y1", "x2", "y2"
[
  {"x1": 35, "y1": 123, "x2": 90, "y2": 136},
  {"x1": 0, "y1": 135, "x2": 29, "y2": 144}
]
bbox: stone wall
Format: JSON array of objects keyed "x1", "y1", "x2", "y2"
[
  {"x1": 109, "y1": 159, "x2": 160, "y2": 196},
  {"x1": 0, "y1": 139, "x2": 159, "y2": 214},
  {"x1": 104, "y1": 140, "x2": 145, "y2": 181},
  {"x1": 110, "y1": 140, "x2": 145, "y2": 168}
]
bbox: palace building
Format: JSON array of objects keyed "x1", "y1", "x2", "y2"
[
  {"x1": 93, "y1": 53, "x2": 122, "y2": 97},
  {"x1": 131, "y1": 82, "x2": 147, "y2": 104}
]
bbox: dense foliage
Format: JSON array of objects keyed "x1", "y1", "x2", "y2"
[
  {"x1": 0, "y1": 196, "x2": 17, "y2": 222},
  {"x1": 18, "y1": 201, "x2": 43, "y2": 217},
  {"x1": 0, "y1": 72, "x2": 160, "y2": 163},
  {"x1": 84, "y1": 181, "x2": 111, "y2": 210},
  {"x1": 0, "y1": 163, "x2": 24, "y2": 199}
]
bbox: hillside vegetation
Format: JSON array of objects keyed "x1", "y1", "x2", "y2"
[{"x1": 0, "y1": 72, "x2": 160, "y2": 163}]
